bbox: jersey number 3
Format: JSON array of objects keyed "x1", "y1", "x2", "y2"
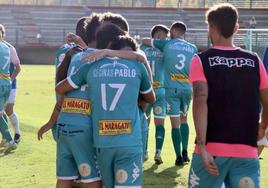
[{"x1": 101, "y1": 83, "x2": 126, "y2": 111}]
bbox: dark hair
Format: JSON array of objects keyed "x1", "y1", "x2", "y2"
[
  {"x1": 151, "y1": 24, "x2": 169, "y2": 38},
  {"x1": 84, "y1": 13, "x2": 102, "y2": 45},
  {"x1": 0, "y1": 24, "x2": 5, "y2": 39},
  {"x1": 170, "y1": 21, "x2": 187, "y2": 34},
  {"x1": 96, "y1": 23, "x2": 126, "y2": 49},
  {"x1": 206, "y1": 3, "x2": 238, "y2": 38},
  {"x1": 102, "y1": 12, "x2": 129, "y2": 32},
  {"x1": 110, "y1": 35, "x2": 138, "y2": 51},
  {"x1": 75, "y1": 17, "x2": 88, "y2": 44}
]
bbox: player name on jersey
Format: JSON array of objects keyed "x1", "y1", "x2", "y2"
[
  {"x1": 61, "y1": 98, "x2": 91, "y2": 115},
  {"x1": 99, "y1": 120, "x2": 132, "y2": 136},
  {"x1": 209, "y1": 56, "x2": 255, "y2": 68},
  {"x1": 93, "y1": 61, "x2": 137, "y2": 78}
]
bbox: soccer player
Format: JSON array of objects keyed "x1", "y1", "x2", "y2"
[
  {"x1": 38, "y1": 14, "x2": 102, "y2": 188},
  {"x1": 102, "y1": 12, "x2": 129, "y2": 32},
  {"x1": 188, "y1": 4, "x2": 268, "y2": 188},
  {"x1": 56, "y1": 35, "x2": 155, "y2": 188},
  {"x1": 2, "y1": 40, "x2": 21, "y2": 144},
  {"x1": 140, "y1": 24, "x2": 169, "y2": 164},
  {"x1": 142, "y1": 21, "x2": 197, "y2": 166},
  {"x1": 0, "y1": 24, "x2": 17, "y2": 154}
]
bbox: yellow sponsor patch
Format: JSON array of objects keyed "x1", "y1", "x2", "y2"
[
  {"x1": 153, "y1": 81, "x2": 161, "y2": 89},
  {"x1": 99, "y1": 120, "x2": 132, "y2": 135},
  {"x1": 0, "y1": 74, "x2": 10, "y2": 80},
  {"x1": 62, "y1": 98, "x2": 91, "y2": 115},
  {"x1": 170, "y1": 73, "x2": 189, "y2": 82}
]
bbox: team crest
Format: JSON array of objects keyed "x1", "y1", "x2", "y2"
[
  {"x1": 154, "y1": 106, "x2": 162, "y2": 115},
  {"x1": 116, "y1": 169, "x2": 128, "y2": 184},
  {"x1": 79, "y1": 163, "x2": 91, "y2": 177},
  {"x1": 239, "y1": 177, "x2": 255, "y2": 188}
]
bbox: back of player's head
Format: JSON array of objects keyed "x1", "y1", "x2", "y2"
[
  {"x1": 84, "y1": 13, "x2": 102, "y2": 45},
  {"x1": 206, "y1": 3, "x2": 238, "y2": 38},
  {"x1": 75, "y1": 16, "x2": 88, "y2": 43},
  {"x1": 0, "y1": 24, "x2": 6, "y2": 40},
  {"x1": 102, "y1": 12, "x2": 129, "y2": 32},
  {"x1": 110, "y1": 35, "x2": 138, "y2": 51},
  {"x1": 96, "y1": 23, "x2": 126, "y2": 49},
  {"x1": 151, "y1": 24, "x2": 169, "y2": 38},
  {"x1": 170, "y1": 21, "x2": 187, "y2": 35}
]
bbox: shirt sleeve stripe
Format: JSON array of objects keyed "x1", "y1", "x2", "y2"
[
  {"x1": 151, "y1": 39, "x2": 155, "y2": 48},
  {"x1": 67, "y1": 77, "x2": 79, "y2": 89},
  {"x1": 140, "y1": 86, "x2": 153, "y2": 94}
]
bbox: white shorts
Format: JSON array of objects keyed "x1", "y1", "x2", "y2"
[{"x1": 7, "y1": 89, "x2": 16, "y2": 104}]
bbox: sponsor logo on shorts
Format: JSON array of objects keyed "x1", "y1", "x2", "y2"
[
  {"x1": 189, "y1": 168, "x2": 200, "y2": 188},
  {"x1": 99, "y1": 120, "x2": 132, "y2": 135},
  {"x1": 78, "y1": 163, "x2": 91, "y2": 177},
  {"x1": 154, "y1": 106, "x2": 162, "y2": 115},
  {"x1": 239, "y1": 177, "x2": 255, "y2": 188},
  {"x1": 131, "y1": 162, "x2": 140, "y2": 183},
  {"x1": 170, "y1": 73, "x2": 189, "y2": 82},
  {"x1": 153, "y1": 81, "x2": 161, "y2": 89},
  {"x1": 116, "y1": 169, "x2": 128, "y2": 184},
  {"x1": 166, "y1": 102, "x2": 171, "y2": 113},
  {"x1": 62, "y1": 98, "x2": 91, "y2": 115},
  {"x1": 0, "y1": 74, "x2": 10, "y2": 80}
]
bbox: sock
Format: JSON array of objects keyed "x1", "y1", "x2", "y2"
[
  {"x1": 0, "y1": 115, "x2": 13, "y2": 142},
  {"x1": 155, "y1": 125, "x2": 165, "y2": 153},
  {"x1": 180, "y1": 123, "x2": 189, "y2": 151},
  {"x1": 172, "y1": 127, "x2": 182, "y2": 157},
  {"x1": 9, "y1": 113, "x2": 20, "y2": 134}
]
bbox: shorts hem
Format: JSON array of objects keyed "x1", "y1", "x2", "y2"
[
  {"x1": 168, "y1": 114, "x2": 180, "y2": 117},
  {"x1": 154, "y1": 115, "x2": 166, "y2": 119},
  {"x1": 80, "y1": 177, "x2": 101, "y2": 183},
  {"x1": 115, "y1": 186, "x2": 141, "y2": 188},
  {"x1": 57, "y1": 176, "x2": 78, "y2": 180}
]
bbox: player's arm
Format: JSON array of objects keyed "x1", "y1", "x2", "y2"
[
  {"x1": 142, "y1": 38, "x2": 167, "y2": 51},
  {"x1": 37, "y1": 98, "x2": 63, "y2": 140},
  {"x1": 258, "y1": 60, "x2": 268, "y2": 139},
  {"x1": 9, "y1": 46, "x2": 21, "y2": 81},
  {"x1": 56, "y1": 63, "x2": 90, "y2": 95},
  {"x1": 139, "y1": 64, "x2": 156, "y2": 104},
  {"x1": 65, "y1": 32, "x2": 87, "y2": 49},
  {"x1": 56, "y1": 46, "x2": 82, "y2": 84},
  {"x1": 190, "y1": 55, "x2": 219, "y2": 176}
]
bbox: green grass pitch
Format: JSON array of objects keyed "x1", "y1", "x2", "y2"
[{"x1": 0, "y1": 65, "x2": 267, "y2": 188}]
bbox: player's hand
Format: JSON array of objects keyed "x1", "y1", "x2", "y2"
[
  {"x1": 65, "y1": 32, "x2": 80, "y2": 44},
  {"x1": 199, "y1": 149, "x2": 219, "y2": 176},
  {"x1": 258, "y1": 123, "x2": 267, "y2": 140},
  {"x1": 81, "y1": 49, "x2": 107, "y2": 63},
  {"x1": 37, "y1": 122, "x2": 52, "y2": 140}
]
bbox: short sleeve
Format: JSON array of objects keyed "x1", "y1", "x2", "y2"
[
  {"x1": 258, "y1": 58, "x2": 268, "y2": 90},
  {"x1": 68, "y1": 63, "x2": 91, "y2": 89},
  {"x1": 9, "y1": 46, "x2": 20, "y2": 65},
  {"x1": 139, "y1": 64, "x2": 153, "y2": 94},
  {"x1": 189, "y1": 55, "x2": 207, "y2": 83},
  {"x1": 152, "y1": 39, "x2": 168, "y2": 51}
]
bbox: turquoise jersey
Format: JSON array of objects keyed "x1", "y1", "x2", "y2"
[
  {"x1": 57, "y1": 48, "x2": 95, "y2": 127},
  {"x1": 0, "y1": 41, "x2": 11, "y2": 85},
  {"x1": 55, "y1": 43, "x2": 74, "y2": 69},
  {"x1": 70, "y1": 57, "x2": 152, "y2": 148},
  {"x1": 140, "y1": 44, "x2": 164, "y2": 89},
  {"x1": 153, "y1": 38, "x2": 197, "y2": 89}
]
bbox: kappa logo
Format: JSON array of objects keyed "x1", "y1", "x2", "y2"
[
  {"x1": 189, "y1": 168, "x2": 200, "y2": 188},
  {"x1": 78, "y1": 163, "x2": 91, "y2": 177},
  {"x1": 116, "y1": 169, "x2": 128, "y2": 184},
  {"x1": 166, "y1": 102, "x2": 171, "y2": 113},
  {"x1": 131, "y1": 162, "x2": 140, "y2": 183},
  {"x1": 209, "y1": 56, "x2": 255, "y2": 68}
]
